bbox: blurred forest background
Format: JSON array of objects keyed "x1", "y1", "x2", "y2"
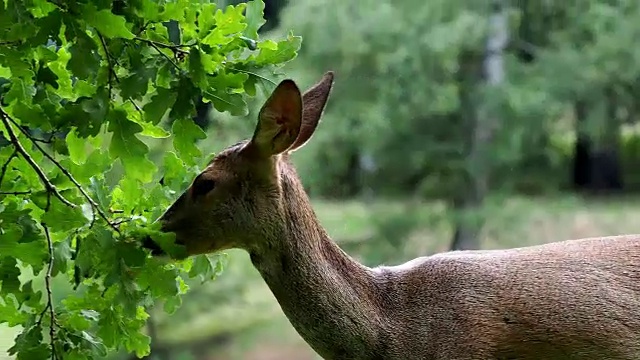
[{"x1": 4, "y1": 0, "x2": 640, "y2": 359}]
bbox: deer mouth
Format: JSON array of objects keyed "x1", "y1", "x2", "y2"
[
  {"x1": 141, "y1": 236, "x2": 166, "y2": 256},
  {"x1": 140, "y1": 233, "x2": 187, "y2": 257}
]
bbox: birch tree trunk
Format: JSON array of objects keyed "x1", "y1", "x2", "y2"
[{"x1": 451, "y1": 0, "x2": 508, "y2": 251}]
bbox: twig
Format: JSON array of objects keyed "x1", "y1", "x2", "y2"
[
  {"x1": 128, "y1": 99, "x2": 143, "y2": 113},
  {"x1": 0, "y1": 191, "x2": 31, "y2": 195},
  {"x1": 135, "y1": 21, "x2": 152, "y2": 36},
  {"x1": 112, "y1": 217, "x2": 133, "y2": 227},
  {"x1": 2, "y1": 110, "x2": 120, "y2": 233},
  {"x1": 30, "y1": 136, "x2": 53, "y2": 144},
  {"x1": 0, "y1": 111, "x2": 76, "y2": 208},
  {"x1": 229, "y1": 67, "x2": 277, "y2": 86},
  {"x1": 96, "y1": 35, "x2": 145, "y2": 115},
  {"x1": 41, "y1": 217, "x2": 58, "y2": 360},
  {"x1": 134, "y1": 36, "x2": 193, "y2": 51},
  {"x1": 145, "y1": 41, "x2": 182, "y2": 71},
  {"x1": 97, "y1": 32, "x2": 119, "y2": 97},
  {"x1": 36, "y1": 303, "x2": 51, "y2": 328},
  {"x1": 0, "y1": 149, "x2": 17, "y2": 188}
]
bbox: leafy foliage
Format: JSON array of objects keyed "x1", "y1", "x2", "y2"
[
  {"x1": 281, "y1": 0, "x2": 640, "y2": 197},
  {"x1": 0, "y1": 0, "x2": 300, "y2": 358}
]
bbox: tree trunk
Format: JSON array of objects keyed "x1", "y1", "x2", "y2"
[
  {"x1": 572, "y1": 100, "x2": 591, "y2": 189},
  {"x1": 450, "y1": 0, "x2": 507, "y2": 251},
  {"x1": 571, "y1": 89, "x2": 624, "y2": 194}
]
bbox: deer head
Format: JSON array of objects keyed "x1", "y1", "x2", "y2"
[{"x1": 143, "y1": 72, "x2": 335, "y2": 257}]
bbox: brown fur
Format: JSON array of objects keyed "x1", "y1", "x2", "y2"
[{"x1": 149, "y1": 72, "x2": 640, "y2": 360}]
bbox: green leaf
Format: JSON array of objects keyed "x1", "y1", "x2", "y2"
[
  {"x1": 159, "y1": 0, "x2": 190, "y2": 21},
  {"x1": 41, "y1": 196, "x2": 88, "y2": 233},
  {"x1": 119, "y1": 63, "x2": 156, "y2": 100},
  {"x1": 97, "y1": 309, "x2": 119, "y2": 348},
  {"x1": 253, "y1": 33, "x2": 302, "y2": 65},
  {"x1": 82, "y1": 4, "x2": 135, "y2": 39},
  {"x1": 172, "y1": 118, "x2": 206, "y2": 165},
  {"x1": 155, "y1": 62, "x2": 175, "y2": 88},
  {"x1": 63, "y1": 150, "x2": 113, "y2": 184},
  {"x1": 28, "y1": 0, "x2": 57, "y2": 18},
  {"x1": 200, "y1": 5, "x2": 247, "y2": 46},
  {"x1": 140, "y1": 122, "x2": 170, "y2": 138},
  {"x1": 188, "y1": 254, "x2": 226, "y2": 283},
  {"x1": 163, "y1": 295, "x2": 182, "y2": 314},
  {"x1": 88, "y1": 177, "x2": 111, "y2": 210},
  {"x1": 52, "y1": 237, "x2": 73, "y2": 276},
  {"x1": 8, "y1": 325, "x2": 49, "y2": 359},
  {"x1": 4, "y1": 78, "x2": 36, "y2": 105},
  {"x1": 202, "y1": 88, "x2": 248, "y2": 116},
  {"x1": 66, "y1": 128, "x2": 89, "y2": 165},
  {"x1": 142, "y1": 87, "x2": 177, "y2": 124},
  {"x1": 148, "y1": 267, "x2": 180, "y2": 298},
  {"x1": 14, "y1": 280, "x2": 42, "y2": 309},
  {"x1": 124, "y1": 331, "x2": 151, "y2": 358},
  {"x1": 244, "y1": 0, "x2": 266, "y2": 39},
  {"x1": 209, "y1": 70, "x2": 248, "y2": 91},
  {"x1": 74, "y1": 226, "x2": 115, "y2": 279},
  {"x1": 3, "y1": 21, "x2": 39, "y2": 42},
  {"x1": 116, "y1": 242, "x2": 147, "y2": 269},
  {"x1": 81, "y1": 331, "x2": 108, "y2": 356},
  {"x1": 188, "y1": 48, "x2": 207, "y2": 89},
  {"x1": 0, "y1": 208, "x2": 48, "y2": 272},
  {"x1": 107, "y1": 109, "x2": 157, "y2": 183},
  {"x1": 135, "y1": 0, "x2": 161, "y2": 22},
  {"x1": 0, "y1": 257, "x2": 21, "y2": 294},
  {"x1": 67, "y1": 90, "x2": 109, "y2": 137},
  {"x1": 0, "y1": 296, "x2": 29, "y2": 327},
  {"x1": 161, "y1": 152, "x2": 188, "y2": 191},
  {"x1": 111, "y1": 177, "x2": 144, "y2": 214},
  {"x1": 154, "y1": 231, "x2": 187, "y2": 259},
  {"x1": 169, "y1": 77, "x2": 198, "y2": 120},
  {"x1": 66, "y1": 32, "x2": 100, "y2": 81},
  {"x1": 124, "y1": 102, "x2": 171, "y2": 138},
  {"x1": 197, "y1": 3, "x2": 218, "y2": 34}
]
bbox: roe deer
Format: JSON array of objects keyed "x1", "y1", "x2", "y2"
[{"x1": 144, "y1": 72, "x2": 640, "y2": 360}]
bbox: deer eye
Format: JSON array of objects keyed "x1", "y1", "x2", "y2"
[{"x1": 191, "y1": 175, "x2": 216, "y2": 199}]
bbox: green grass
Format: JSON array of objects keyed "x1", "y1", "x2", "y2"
[{"x1": 4, "y1": 195, "x2": 640, "y2": 360}]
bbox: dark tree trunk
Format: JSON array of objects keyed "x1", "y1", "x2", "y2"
[
  {"x1": 572, "y1": 100, "x2": 592, "y2": 189},
  {"x1": 450, "y1": 197, "x2": 482, "y2": 251},
  {"x1": 571, "y1": 92, "x2": 624, "y2": 194},
  {"x1": 262, "y1": 0, "x2": 289, "y2": 32}
]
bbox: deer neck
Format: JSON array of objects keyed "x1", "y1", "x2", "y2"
[{"x1": 249, "y1": 167, "x2": 388, "y2": 359}]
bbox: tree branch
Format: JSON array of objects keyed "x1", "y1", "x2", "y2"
[
  {"x1": 134, "y1": 36, "x2": 193, "y2": 52},
  {"x1": 229, "y1": 67, "x2": 277, "y2": 86},
  {"x1": 0, "y1": 191, "x2": 31, "y2": 195},
  {"x1": 2, "y1": 109, "x2": 120, "y2": 233},
  {"x1": 144, "y1": 40, "x2": 182, "y2": 71},
  {"x1": 97, "y1": 32, "x2": 119, "y2": 98},
  {"x1": 41, "y1": 219, "x2": 58, "y2": 360},
  {"x1": 0, "y1": 111, "x2": 76, "y2": 208},
  {"x1": 0, "y1": 149, "x2": 17, "y2": 188}
]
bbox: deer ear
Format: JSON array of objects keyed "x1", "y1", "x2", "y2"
[
  {"x1": 288, "y1": 71, "x2": 335, "y2": 152},
  {"x1": 250, "y1": 79, "x2": 303, "y2": 157}
]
